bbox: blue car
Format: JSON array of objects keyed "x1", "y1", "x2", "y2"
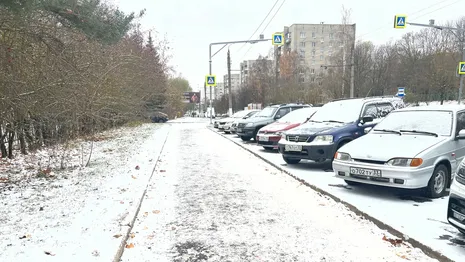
[{"x1": 277, "y1": 96, "x2": 404, "y2": 165}]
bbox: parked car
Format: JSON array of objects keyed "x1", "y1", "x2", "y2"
[
  {"x1": 150, "y1": 112, "x2": 168, "y2": 123},
  {"x1": 448, "y1": 157, "x2": 465, "y2": 234},
  {"x1": 236, "y1": 103, "x2": 311, "y2": 141},
  {"x1": 224, "y1": 110, "x2": 259, "y2": 134},
  {"x1": 217, "y1": 110, "x2": 259, "y2": 132},
  {"x1": 230, "y1": 112, "x2": 258, "y2": 134},
  {"x1": 278, "y1": 97, "x2": 403, "y2": 165},
  {"x1": 333, "y1": 104, "x2": 465, "y2": 198},
  {"x1": 256, "y1": 107, "x2": 319, "y2": 151}
]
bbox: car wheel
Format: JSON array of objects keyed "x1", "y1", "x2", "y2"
[
  {"x1": 252, "y1": 129, "x2": 259, "y2": 141},
  {"x1": 283, "y1": 157, "x2": 301, "y2": 164},
  {"x1": 158, "y1": 119, "x2": 164, "y2": 123},
  {"x1": 224, "y1": 131, "x2": 230, "y2": 134},
  {"x1": 263, "y1": 147, "x2": 273, "y2": 151},
  {"x1": 344, "y1": 180, "x2": 360, "y2": 186},
  {"x1": 240, "y1": 136, "x2": 251, "y2": 141},
  {"x1": 425, "y1": 164, "x2": 449, "y2": 198}
]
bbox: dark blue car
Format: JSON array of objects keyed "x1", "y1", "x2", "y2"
[{"x1": 277, "y1": 96, "x2": 404, "y2": 165}]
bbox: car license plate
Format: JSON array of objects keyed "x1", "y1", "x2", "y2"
[
  {"x1": 285, "y1": 144, "x2": 302, "y2": 151},
  {"x1": 259, "y1": 136, "x2": 269, "y2": 142},
  {"x1": 237, "y1": 128, "x2": 242, "y2": 132},
  {"x1": 453, "y1": 211, "x2": 465, "y2": 222},
  {"x1": 349, "y1": 167, "x2": 382, "y2": 177}
]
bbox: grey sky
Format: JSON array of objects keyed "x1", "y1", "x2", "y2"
[{"x1": 114, "y1": 0, "x2": 464, "y2": 92}]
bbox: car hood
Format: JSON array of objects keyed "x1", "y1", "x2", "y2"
[
  {"x1": 285, "y1": 121, "x2": 346, "y2": 135},
  {"x1": 218, "y1": 117, "x2": 235, "y2": 123},
  {"x1": 340, "y1": 133, "x2": 448, "y2": 161},
  {"x1": 261, "y1": 122, "x2": 301, "y2": 132}
]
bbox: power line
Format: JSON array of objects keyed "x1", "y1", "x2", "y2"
[
  {"x1": 357, "y1": 0, "x2": 459, "y2": 39},
  {"x1": 242, "y1": 0, "x2": 287, "y2": 60},
  {"x1": 236, "y1": 0, "x2": 280, "y2": 52}
]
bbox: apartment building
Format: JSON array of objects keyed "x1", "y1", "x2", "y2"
[
  {"x1": 277, "y1": 22, "x2": 356, "y2": 83},
  {"x1": 223, "y1": 73, "x2": 241, "y2": 94},
  {"x1": 215, "y1": 82, "x2": 225, "y2": 100},
  {"x1": 239, "y1": 58, "x2": 273, "y2": 86}
]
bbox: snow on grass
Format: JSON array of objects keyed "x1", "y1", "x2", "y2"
[
  {"x1": 0, "y1": 123, "x2": 170, "y2": 261},
  {"x1": 122, "y1": 123, "x2": 437, "y2": 262}
]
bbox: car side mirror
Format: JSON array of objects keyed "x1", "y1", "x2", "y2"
[
  {"x1": 364, "y1": 127, "x2": 372, "y2": 134},
  {"x1": 457, "y1": 129, "x2": 465, "y2": 139},
  {"x1": 274, "y1": 115, "x2": 281, "y2": 120},
  {"x1": 361, "y1": 115, "x2": 374, "y2": 124}
]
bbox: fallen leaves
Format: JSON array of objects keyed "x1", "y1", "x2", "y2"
[
  {"x1": 125, "y1": 243, "x2": 135, "y2": 249},
  {"x1": 44, "y1": 251, "x2": 55, "y2": 256},
  {"x1": 396, "y1": 253, "x2": 410, "y2": 260},
  {"x1": 382, "y1": 235, "x2": 403, "y2": 246},
  {"x1": 0, "y1": 177, "x2": 8, "y2": 182},
  {"x1": 130, "y1": 232, "x2": 136, "y2": 238},
  {"x1": 131, "y1": 175, "x2": 137, "y2": 179},
  {"x1": 153, "y1": 210, "x2": 160, "y2": 214},
  {"x1": 113, "y1": 234, "x2": 122, "y2": 238},
  {"x1": 159, "y1": 170, "x2": 166, "y2": 173},
  {"x1": 19, "y1": 234, "x2": 31, "y2": 239},
  {"x1": 135, "y1": 165, "x2": 140, "y2": 170},
  {"x1": 143, "y1": 212, "x2": 149, "y2": 217}
]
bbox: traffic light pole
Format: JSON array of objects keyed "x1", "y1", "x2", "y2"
[
  {"x1": 404, "y1": 21, "x2": 465, "y2": 103},
  {"x1": 208, "y1": 38, "x2": 271, "y2": 124}
]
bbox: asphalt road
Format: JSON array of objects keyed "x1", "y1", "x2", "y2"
[{"x1": 121, "y1": 121, "x2": 436, "y2": 262}]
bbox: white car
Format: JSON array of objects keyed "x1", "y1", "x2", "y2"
[
  {"x1": 219, "y1": 110, "x2": 259, "y2": 133},
  {"x1": 333, "y1": 105, "x2": 465, "y2": 198},
  {"x1": 448, "y1": 159, "x2": 465, "y2": 235}
]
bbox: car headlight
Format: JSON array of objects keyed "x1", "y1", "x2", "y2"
[
  {"x1": 314, "y1": 135, "x2": 333, "y2": 143},
  {"x1": 334, "y1": 152, "x2": 351, "y2": 161},
  {"x1": 245, "y1": 123, "x2": 254, "y2": 127},
  {"x1": 455, "y1": 161, "x2": 465, "y2": 185},
  {"x1": 386, "y1": 158, "x2": 423, "y2": 167},
  {"x1": 280, "y1": 133, "x2": 286, "y2": 140}
]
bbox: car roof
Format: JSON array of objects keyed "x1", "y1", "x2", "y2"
[
  {"x1": 396, "y1": 104, "x2": 465, "y2": 113},
  {"x1": 330, "y1": 96, "x2": 401, "y2": 103}
]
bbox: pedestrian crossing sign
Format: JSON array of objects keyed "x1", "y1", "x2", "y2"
[
  {"x1": 206, "y1": 75, "x2": 216, "y2": 87},
  {"x1": 272, "y1": 33, "x2": 284, "y2": 46},
  {"x1": 394, "y1": 15, "x2": 407, "y2": 29},
  {"x1": 459, "y1": 62, "x2": 465, "y2": 75}
]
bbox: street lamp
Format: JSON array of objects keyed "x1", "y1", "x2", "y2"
[{"x1": 208, "y1": 38, "x2": 271, "y2": 123}]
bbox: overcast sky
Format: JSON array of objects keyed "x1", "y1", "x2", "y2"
[{"x1": 113, "y1": 0, "x2": 464, "y2": 92}]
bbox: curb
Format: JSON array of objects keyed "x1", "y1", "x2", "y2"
[
  {"x1": 113, "y1": 126, "x2": 171, "y2": 262},
  {"x1": 208, "y1": 127, "x2": 453, "y2": 262}
]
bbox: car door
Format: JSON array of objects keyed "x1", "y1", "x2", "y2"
[{"x1": 452, "y1": 111, "x2": 465, "y2": 173}]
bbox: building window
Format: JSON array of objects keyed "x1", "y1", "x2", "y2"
[
  {"x1": 329, "y1": 41, "x2": 333, "y2": 47},
  {"x1": 321, "y1": 37, "x2": 324, "y2": 42},
  {"x1": 299, "y1": 76, "x2": 305, "y2": 83},
  {"x1": 311, "y1": 68, "x2": 315, "y2": 74},
  {"x1": 300, "y1": 59, "x2": 305, "y2": 65},
  {"x1": 312, "y1": 32, "x2": 315, "y2": 38},
  {"x1": 300, "y1": 32, "x2": 306, "y2": 38},
  {"x1": 300, "y1": 41, "x2": 305, "y2": 48},
  {"x1": 311, "y1": 50, "x2": 316, "y2": 56},
  {"x1": 299, "y1": 68, "x2": 305, "y2": 74},
  {"x1": 312, "y1": 60, "x2": 315, "y2": 65},
  {"x1": 311, "y1": 77, "x2": 315, "y2": 82},
  {"x1": 329, "y1": 51, "x2": 333, "y2": 56},
  {"x1": 312, "y1": 42, "x2": 316, "y2": 47},
  {"x1": 329, "y1": 33, "x2": 334, "y2": 39},
  {"x1": 299, "y1": 50, "x2": 305, "y2": 58},
  {"x1": 320, "y1": 55, "x2": 324, "y2": 61}
]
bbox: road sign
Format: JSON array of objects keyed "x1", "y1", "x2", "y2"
[
  {"x1": 459, "y1": 62, "x2": 465, "y2": 75},
  {"x1": 272, "y1": 33, "x2": 284, "y2": 46},
  {"x1": 397, "y1": 87, "x2": 405, "y2": 97},
  {"x1": 394, "y1": 15, "x2": 407, "y2": 29},
  {"x1": 205, "y1": 75, "x2": 216, "y2": 87}
]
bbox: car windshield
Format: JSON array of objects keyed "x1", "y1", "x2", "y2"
[
  {"x1": 246, "y1": 111, "x2": 259, "y2": 117},
  {"x1": 255, "y1": 107, "x2": 278, "y2": 117},
  {"x1": 278, "y1": 108, "x2": 317, "y2": 123},
  {"x1": 373, "y1": 110, "x2": 453, "y2": 136},
  {"x1": 310, "y1": 100, "x2": 363, "y2": 123}
]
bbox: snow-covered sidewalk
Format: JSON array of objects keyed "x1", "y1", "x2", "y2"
[
  {"x1": 0, "y1": 123, "x2": 170, "y2": 261},
  {"x1": 121, "y1": 123, "x2": 437, "y2": 262}
]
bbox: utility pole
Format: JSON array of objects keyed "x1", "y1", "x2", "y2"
[
  {"x1": 227, "y1": 49, "x2": 233, "y2": 116},
  {"x1": 275, "y1": 46, "x2": 281, "y2": 86},
  {"x1": 350, "y1": 23, "x2": 356, "y2": 98}
]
